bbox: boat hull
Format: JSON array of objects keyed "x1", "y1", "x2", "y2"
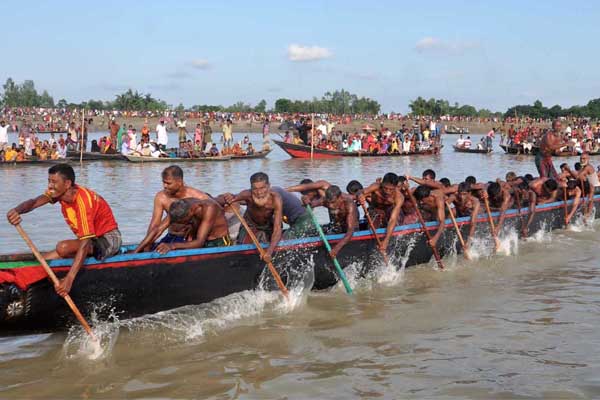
[
  {"x1": 0, "y1": 197, "x2": 597, "y2": 333},
  {"x1": 273, "y1": 140, "x2": 437, "y2": 159},
  {"x1": 453, "y1": 145, "x2": 492, "y2": 154}
]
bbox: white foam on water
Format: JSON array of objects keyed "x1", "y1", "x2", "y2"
[
  {"x1": 62, "y1": 306, "x2": 120, "y2": 361},
  {"x1": 496, "y1": 229, "x2": 519, "y2": 256},
  {"x1": 527, "y1": 221, "x2": 552, "y2": 243}
]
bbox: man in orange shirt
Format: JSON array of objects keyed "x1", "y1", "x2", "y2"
[{"x1": 6, "y1": 164, "x2": 121, "y2": 297}]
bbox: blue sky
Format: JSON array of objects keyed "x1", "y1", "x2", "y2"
[{"x1": 2, "y1": 0, "x2": 599, "y2": 112}]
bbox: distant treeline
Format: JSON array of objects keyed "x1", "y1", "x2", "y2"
[{"x1": 3, "y1": 78, "x2": 600, "y2": 119}]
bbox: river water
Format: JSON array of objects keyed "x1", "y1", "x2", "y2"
[{"x1": 1, "y1": 133, "x2": 600, "y2": 399}]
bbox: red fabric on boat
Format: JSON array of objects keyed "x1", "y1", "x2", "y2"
[{"x1": 0, "y1": 267, "x2": 48, "y2": 290}]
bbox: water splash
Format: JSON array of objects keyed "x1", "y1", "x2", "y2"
[
  {"x1": 496, "y1": 229, "x2": 519, "y2": 256},
  {"x1": 62, "y1": 306, "x2": 120, "y2": 361}
]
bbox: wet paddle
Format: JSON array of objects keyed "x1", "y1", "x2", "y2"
[
  {"x1": 228, "y1": 207, "x2": 289, "y2": 299},
  {"x1": 358, "y1": 203, "x2": 391, "y2": 267},
  {"x1": 405, "y1": 190, "x2": 445, "y2": 270},
  {"x1": 483, "y1": 197, "x2": 501, "y2": 251},
  {"x1": 14, "y1": 224, "x2": 96, "y2": 340},
  {"x1": 563, "y1": 186, "x2": 569, "y2": 227},
  {"x1": 305, "y1": 206, "x2": 353, "y2": 294},
  {"x1": 445, "y1": 202, "x2": 470, "y2": 260}
]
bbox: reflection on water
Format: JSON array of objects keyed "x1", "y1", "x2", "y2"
[{"x1": 1, "y1": 133, "x2": 600, "y2": 399}]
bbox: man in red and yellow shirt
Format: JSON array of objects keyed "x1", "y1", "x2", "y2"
[{"x1": 7, "y1": 163, "x2": 121, "y2": 297}]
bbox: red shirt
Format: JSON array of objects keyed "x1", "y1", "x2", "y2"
[{"x1": 46, "y1": 186, "x2": 118, "y2": 240}]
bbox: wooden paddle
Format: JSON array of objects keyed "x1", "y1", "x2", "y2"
[
  {"x1": 563, "y1": 186, "x2": 569, "y2": 227},
  {"x1": 483, "y1": 197, "x2": 501, "y2": 251},
  {"x1": 404, "y1": 190, "x2": 445, "y2": 270},
  {"x1": 305, "y1": 206, "x2": 353, "y2": 294},
  {"x1": 445, "y1": 202, "x2": 470, "y2": 260},
  {"x1": 229, "y1": 207, "x2": 289, "y2": 299},
  {"x1": 358, "y1": 203, "x2": 391, "y2": 266},
  {"x1": 15, "y1": 224, "x2": 96, "y2": 340}
]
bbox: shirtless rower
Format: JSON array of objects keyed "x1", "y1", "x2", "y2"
[
  {"x1": 398, "y1": 176, "x2": 419, "y2": 224},
  {"x1": 529, "y1": 177, "x2": 559, "y2": 205},
  {"x1": 536, "y1": 120, "x2": 564, "y2": 180},
  {"x1": 565, "y1": 153, "x2": 600, "y2": 214},
  {"x1": 6, "y1": 164, "x2": 122, "y2": 296},
  {"x1": 222, "y1": 172, "x2": 283, "y2": 263},
  {"x1": 136, "y1": 198, "x2": 231, "y2": 254},
  {"x1": 304, "y1": 185, "x2": 358, "y2": 258},
  {"x1": 286, "y1": 179, "x2": 331, "y2": 203},
  {"x1": 412, "y1": 185, "x2": 446, "y2": 247},
  {"x1": 134, "y1": 165, "x2": 209, "y2": 253},
  {"x1": 358, "y1": 173, "x2": 404, "y2": 252},
  {"x1": 449, "y1": 182, "x2": 481, "y2": 247},
  {"x1": 485, "y1": 182, "x2": 514, "y2": 236},
  {"x1": 407, "y1": 169, "x2": 444, "y2": 189},
  {"x1": 563, "y1": 179, "x2": 583, "y2": 225}
]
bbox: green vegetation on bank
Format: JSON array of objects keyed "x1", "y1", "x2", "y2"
[{"x1": 3, "y1": 77, "x2": 600, "y2": 119}]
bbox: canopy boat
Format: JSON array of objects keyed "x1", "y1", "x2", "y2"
[
  {"x1": 1, "y1": 196, "x2": 596, "y2": 333},
  {"x1": 230, "y1": 149, "x2": 272, "y2": 160},
  {"x1": 125, "y1": 155, "x2": 232, "y2": 163},
  {"x1": 273, "y1": 140, "x2": 438, "y2": 159},
  {"x1": 453, "y1": 145, "x2": 492, "y2": 154}
]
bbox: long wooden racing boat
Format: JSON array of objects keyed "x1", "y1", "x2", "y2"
[
  {"x1": 453, "y1": 145, "x2": 492, "y2": 154},
  {"x1": 125, "y1": 155, "x2": 232, "y2": 163},
  {"x1": 499, "y1": 144, "x2": 600, "y2": 157},
  {"x1": 0, "y1": 158, "x2": 74, "y2": 167},
  {"x1": 1, "y1": 196, "x2": 597, "y2": 333},
  {"x1": 273, "y1": 140, "x2": 438, "y2": 159},
  {"x1": 67, "y1": 151, "x2": 127, "y2": 161}
]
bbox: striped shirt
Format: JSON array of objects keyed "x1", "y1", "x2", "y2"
[{"x1": 46, "y1": 186, "x2": 118, "y2": 240}]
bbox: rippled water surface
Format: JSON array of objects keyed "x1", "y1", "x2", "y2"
[{"x1": 1, "y1": 133, "x2": 600, "y2": 399}]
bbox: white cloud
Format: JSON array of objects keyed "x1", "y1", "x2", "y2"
[
  {"x1": 415, "y1": 37, "x2": 480, "y2": 55},
  {"x1": 287, "y1": 44, "x2": 332, "y2": 62},
  {"x1": 190, "y1": 59, "x2": 211, "y2": 70}
]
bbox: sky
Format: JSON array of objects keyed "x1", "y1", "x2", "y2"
[{"x1": 2, "y1": 0, "x2": 600, "y2": 113}]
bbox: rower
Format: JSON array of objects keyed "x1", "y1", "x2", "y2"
[
  {"x1": 358, "y1": 173, "x2": 404, "y2": 252},
  {"x1": 222, "y1": 172, "x2": 283, "y2": 263},
  {"x1": 511, "y1": 180, "x2": 538, "y2": 237},
  {"x1": 529, "y1": 177, "x2": 559, "y2": 205},
  {"x1": 6, "y1": 164, "x2": 121, "y2": 297},
  {"x1": 286, "y1": 179, "x2": 331, "y2": 203},
  {"x1": 485, "y1": 182, "x2": 514, "y2": 236},
  {"x1": 563, "y1": 179, "x2": 582, "y2": 225},
  {"x1": 450, "y1": 181, "x2": 481, "y2": 246},
  {"x1": 412, "y1": 185, "x2": 446, "y2": 247},
  {"x1": 407, "y1": 169, "x2": 444, "y2": 190},
  {"x1": 270, "y1": 186, "x2": 315, "y2": 239},
  {"x1": 566, "y1": 153, "x2": 600, "y2": 213},
  {"x1": 134, "y1": 166, "x2": 210, "y2": 253},
  {"x1": 303, "y1": 185, "x2": 358, "y2": 259},
  {"x1": 536, "y1": 120, "x2": 564, "y2": 180},
  {"x1": 137, "y1": 198, "x2": 232, "y2": 254},
  {"x1": 398, "y1": 176, "x2": 419, "y2": 224}
]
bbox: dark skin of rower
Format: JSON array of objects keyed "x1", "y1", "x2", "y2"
[
  {"x1": 415, "y1": 190, "x2": 446, "y2": 247},
  {"x1": 358, "y1": 181, "x2": 404, "y2": 252},
  {"x1": 136, "y1": 199, "x2": 229, "y2": 254},
  {"x1": 540, "y1": 120, "x2": 565, "y2": 157},
  {"x1": 6, "y1": 173, "x2": 90, "y2": 297},
  {"x1": 529, "y1": 178, "x2": 558, "y2": 204},
  {"x1": 563, "y1": 183, "x2": 582, "y2": 225},
  {"x1": 565, "y1": 153, "x2": 596, "y2": 213},
  {"x1": 304, "y1": 192, "x2": 358, "y2": 258},
  {"x1": 221, "y1": 182, "x2": 283, "y2": 264},
  {"x1": 509, "y1": 184, "x2": 538, "y2": 237},
  {"x1": 485, "y1": 185, "x2": 514, "y2": 237},
  {"x1": 450, "y1": 189, "x2": 481, "y2": 245},
  {"x1": 286, "y1": 180, "x2": 331, "y2": 202},
  {"x1": 137, "y1": 172, "x2": 209, "y2": 252}
]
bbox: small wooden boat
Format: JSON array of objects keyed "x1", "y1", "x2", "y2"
[
  {"x1": 273, "y1": 140, "x2": 439, "y2": 159},
  {"x1": 453, "y1": 145, "x2": 492, "y2": 154},
  {"x1": 125, "y1": 155, "x2": 232, "y2": 163},
  {"x1": 230, "y1": 149, "x2": 272, "y2": 159},
  {"x1": 2, "y1": 196, "x2": 594, "y2": 333},
  {"x1": 445, "y1": 126, "x2": 469, "y2": 135}
]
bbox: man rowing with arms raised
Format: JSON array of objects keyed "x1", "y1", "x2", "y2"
[
  {"x1": 563, "y1": 153, "x2": 600, "y2": 215},
  {"x1": 6, "y1": 164, "x2": 121, "y2": 296},
  {"x1": 357, "y1": 173, "x2": 404, "y2": 252},
  {"x1": 447, "y1": 181, "x2": 481, "y2": 248},
  {"x1": 485, "y1": 182, "x2": 514, "y2": 237},
  {"x1": 412, "y1": 185, "x2": 446, "y2": 248},
  {"x1": 135, "y1": 166, "x2": 210, "y2": 252},
  {"x1": 303, "y1": 185, "x2": 358, "y2": 259},
  {"x1": 220, "y1": 172, "x2": 283, "y2": 263},
  {"x1": 136, "y1": 198, "x2": 231, "y2": 254}
]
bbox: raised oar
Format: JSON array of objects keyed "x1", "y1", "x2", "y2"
[
  {"x1": 15, "y1": 224, "x2": 96, "y2": 340},
  {"x1": 483, "y1": 197, "x2": 501, "y2": 251},
  {"x1": 445, "y1": 202, "x2": 470, "y2": 260},
  {"x1": 228, "y1": 206, "x2": 289, "y2": 299},
  {"x1": 305, "y1": 206, "x2": 353, "y2": 294},
  {"x1": 405, "y1": 190, "x2": 445, "y2": 270},
  {"x1": 358, "y1": 203, "x2": 391, "y2": 267}
]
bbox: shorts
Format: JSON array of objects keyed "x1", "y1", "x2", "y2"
[
  {"x1": 92, "y1": 229, "x2": 123, "y2": 260},
  {"x1": 178, "y1": 129, "x2": 186, "y2": 142},
  {"x1": 152, "y1": 233, "x2": 186, "y2": 250},
  {"x1": 204, "y1": 236, "x2": 233, "y2": 248},
  {"x1": 282, "y1": 211, "x2": 316, "y2": 239}
]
